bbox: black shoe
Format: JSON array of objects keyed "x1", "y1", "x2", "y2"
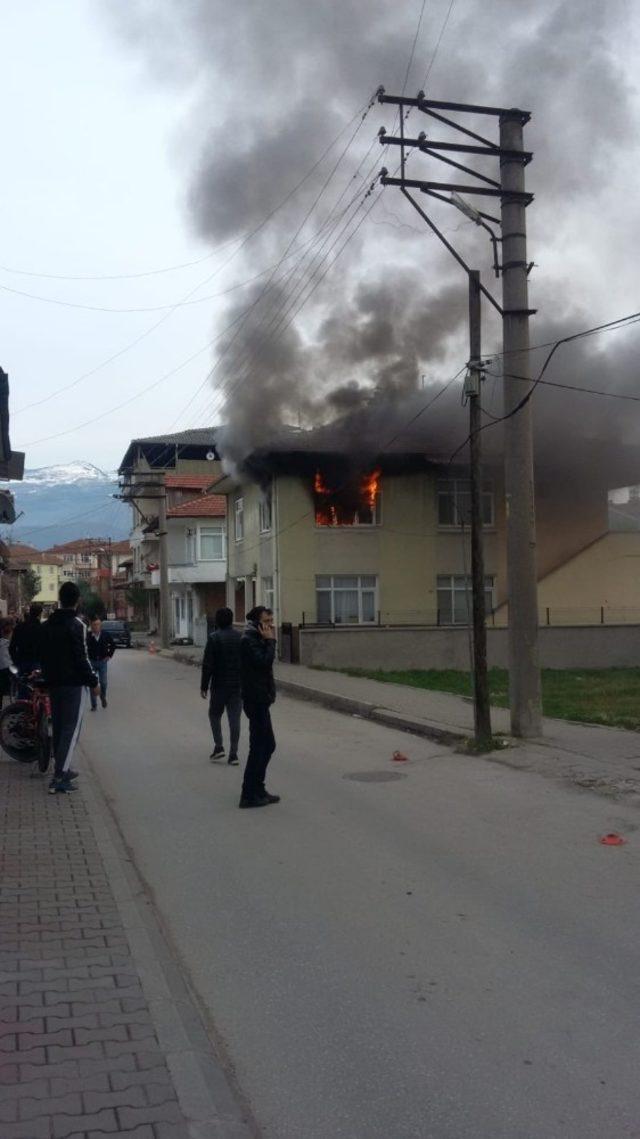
[
  {"x1": 227, "y1": 754, "x2": 239, "y2": 766},
  {"x1": 239, "y1": 794, "x2": 269, "y2": 809},
  {"x1": 90, "y1": 705, "x2": 97, "y2": 712},
  {"x1": 66, "y1": 769, "x2": 79, "y2": 781},
  {"x1": 210, "y1": 747, "x2": 225, "y2": 761},
  {"x1": 101, "y1": 696, "x2": 108, "y2": 709},
  {"x1": 48, "y1": 777, "x2": 77, "y2": 795},
  {"x1": 262, "y1": 792, "x2": 281, "y2": 804}
]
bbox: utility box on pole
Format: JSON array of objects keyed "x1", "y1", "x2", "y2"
[{"x1": 499, "y1": 110, "x2": 542, "y2": 737}]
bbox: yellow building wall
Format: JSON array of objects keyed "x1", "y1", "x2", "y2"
[
  {"x1": 273, "y1": 472, "x2": 504, "y2": 625},
  {"x1": 536, "y1": 532, "x2": 640, "y2": 622},
  {"x1": 32, "y1": 562, "x2": 61, "y2": 605}
]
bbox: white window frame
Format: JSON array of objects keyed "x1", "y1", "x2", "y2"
[
  {"x1": 234, "y1": 496, "x2": 244, "y2": 542},
  {"x1": 259, "y1": 492, "x2": 273, "y2": 534},
  {"x1": 437, "y1": 574, "x2": 495, "y2": 625},
  {"x1": 261, "y1": 575, "x2": 274, "y2": 611},
  {"x1": 185, "y1": 528, "x2": 197, "y2": 565},
  {"x1": 315, "y1": 574, "x2": 378, "y2": 625},
  {"x1": 437, "y1": 478, "x2": 494, "y2": 529},
  {"x1": 198, "y1": 524, "x2": 225, "y2": 562}
]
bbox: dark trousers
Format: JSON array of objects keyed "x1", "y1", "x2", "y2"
[
  {"x1": 90, "y1": 661, "x2": 108, "y2": 709},
  {"x1": 209, "y1": 687, "x2": 242, "y2": 757},
  {"x1": 242, "y1": 702, "x2": 276, "y2": 799},
  {"x1": 50, "y1": 686, "x2": 85, "y2": 778}
]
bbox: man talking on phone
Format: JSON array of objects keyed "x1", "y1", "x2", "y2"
[{"x1": 239, "y1": 605, "x2": 279, "y2": 809}]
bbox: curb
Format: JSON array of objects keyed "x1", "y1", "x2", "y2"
[
  {"x1": 80, "y1": 749, "x2": 258, "y2": 1138},
  {"x1": 152, "y1": 645, "x2": 469, "y2": 748}
]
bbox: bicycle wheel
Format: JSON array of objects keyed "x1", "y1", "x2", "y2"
[
  {"x1": 36, "y1": 708, "x2": 52, "y2": 773},
  {"x1": 0, "y1": 701, "x2": 38, "y2": 762}
]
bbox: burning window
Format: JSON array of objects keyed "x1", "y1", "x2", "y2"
[{"x1": 313, "y1": 467, "x2": 381, "y2": 527}]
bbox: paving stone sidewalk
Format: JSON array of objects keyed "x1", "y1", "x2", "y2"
[{"x1": 0, "y1": 757, "x2": 255, "y2": 1139}]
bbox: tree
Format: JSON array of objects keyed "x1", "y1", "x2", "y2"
[
  {"x1": 125, "y1": 584, "x2": 147, "y2": 615},
  {"x1": 77, "y1": 580, "x2": 106, "y2": 620},
  {"x1": 21, "y1": 568, "x2": 41, "y2": 606}
]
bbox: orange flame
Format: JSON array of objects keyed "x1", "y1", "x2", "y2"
[
  {"x1": 361, "y1": 468, "x2": 381, "y2": 510},
  {"x1": 314, "y1": 467, "x2": 380, "y2": 526}
]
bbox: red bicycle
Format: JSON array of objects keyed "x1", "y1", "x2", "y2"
[{"x1": 0, "y1": 670, "x2": 53, "y2": 773}]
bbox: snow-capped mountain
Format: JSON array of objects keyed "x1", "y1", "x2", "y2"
[
  {"x1": 8, "y1": 460, "x2": 129, "y2": 549},
  {"x1": 21, "y1": 461, "x2": 117, "y2": 487}
]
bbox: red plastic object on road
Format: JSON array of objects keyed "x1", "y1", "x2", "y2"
[
  {"x1": 392, "y1": 750, "x2": 409, "y2": 763},
  {"x1": 599, "y1": 833, "x2": 626, "y2": 846}
]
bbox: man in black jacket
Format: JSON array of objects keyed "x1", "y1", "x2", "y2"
[
  {"x1": 239, "y1": 605, "x2": 279, "y2": 809},
  {"x1": 87, "y1": 617, "x2": 116, "y2": 710},
  {"x1": 40, "y1": 581, "x2": 99, "y2": 795},
  {"x1": 200, "y1": 607, "x2": 242, "y2": 765}
]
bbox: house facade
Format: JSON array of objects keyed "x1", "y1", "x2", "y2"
[
  {"x1": 219, "y1": 454, "x2": 509, "y2": 629},
  {"x1": 2, "y1": 543, "x2": 63, "y2": 610},
  {"x1": 118, "y1": 429, "x2": 224, "y2": 638},
  {"x1": 149, "y1": 493, "x2": 227, "y2": 644},
  {"x1": 219, "y1": 442, "x2": 617, "y2": 638},
  {"x1": 46, "y1": 539, "x2": 112, "y2": 612}
]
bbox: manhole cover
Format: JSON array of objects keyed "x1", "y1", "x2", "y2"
[{"x1": 343, "y1": 771, "x2": 407, "y2": 783}]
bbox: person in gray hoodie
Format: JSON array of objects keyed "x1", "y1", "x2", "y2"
[{"x1": 200, "y1": 607, "x2": 242, "y2": 765}]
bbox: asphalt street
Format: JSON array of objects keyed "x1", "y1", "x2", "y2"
[{"x1": 79, "y1": 652, "x2": 640, "y2": 1139}]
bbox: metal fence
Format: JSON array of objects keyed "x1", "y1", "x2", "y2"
[{"x1": 299, "y1": 607, "x2": 640, "y2": 629}]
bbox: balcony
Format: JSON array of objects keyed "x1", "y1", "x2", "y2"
[{"x1": 150, "y1": 561, "x2": 226, "y2": 587}]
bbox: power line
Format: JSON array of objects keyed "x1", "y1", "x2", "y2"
[
  {"x1": 401, "y1": 0, "x2": 428, "y2": 97},
  {"x1": 420, "y1": 0, "x2": 457, "y2": 89},
  {"x1": 0, "y1": 247, "x2": 232, "y2": 283},
  {"x1": 449, "y1": 309, "x2": 640, "y2": 462},
  {"x1": 170, "y1": 134, "x2": 384, "y2": 435},
  {"x1": 14, "y1": 99, "x2": 374, "y2": 416}
]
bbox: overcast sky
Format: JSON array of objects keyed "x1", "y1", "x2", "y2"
[{"x1": 4, "y1": 0, "x2": 640, "y2": 479}]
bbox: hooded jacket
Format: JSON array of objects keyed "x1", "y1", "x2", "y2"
[
  {"x1": 240, "y1": 620, "x2": 276, "y2": 706},
  {"x1": 9, "y1": 617, "x2": 43, "y2": 669},
  {"x1": 201, "y1": 625, "x2": 242, "y2": 694},
  {"x1": 40, "y1": 609, "x2": 98, "y2": 688}
]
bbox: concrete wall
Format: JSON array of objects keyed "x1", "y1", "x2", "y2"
[{"x1": 299, "y1": 624, "x2": 640, "y2": 670}]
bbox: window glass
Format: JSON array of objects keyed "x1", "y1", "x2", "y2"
[
  {"x1": 200, "y1": 527, "x2": 224, "y2": 560},
  {"x1": 234, "y1": 497, "x2": 244, "y2": 542},
  {"x1": 259, "y1": 493, "x2": 272, "y2": 533},
  {"x1": 315, "y1": 575, "x2": 377, "y2": 624}
]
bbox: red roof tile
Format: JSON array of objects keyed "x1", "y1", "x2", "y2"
[
  {"x1": 167, "y1": 493, "x2": 227, "y2": 519},
  {"x1": 165, "y1": 474, "x2": 215, "y2": 491}
]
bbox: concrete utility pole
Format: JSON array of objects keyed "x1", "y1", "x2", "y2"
[
  {"x1": 499, "y1": 111, "x2": 542, "y2": 737},
  {"x1": 157, "y1": 479, "x2": 170, "y2": 650},
  {"x1": 467, "y1": 271, "x2": 492, "y2": 746}
]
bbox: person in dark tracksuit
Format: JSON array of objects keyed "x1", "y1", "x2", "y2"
[
  {"x1": 40, "y1": 581, "x2": 99, "y2": 795},
  {"x1": 239, "y1": 605, "x2": 279, "y2": 809},
  {"x1": 200, "y1": 607, "x2": 242, "y2": 765}
]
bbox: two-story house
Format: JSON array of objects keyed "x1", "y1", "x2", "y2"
[
  {"x1": 216, "y1": 420, "x2": 634, "y2": 655},
  {"x1": 118, "y1": 429, "x2": 222, "y2": 630}
]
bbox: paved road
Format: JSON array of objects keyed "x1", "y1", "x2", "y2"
[{"x1": 80, "y1": 652, "x2": 640, "y2": 1139}]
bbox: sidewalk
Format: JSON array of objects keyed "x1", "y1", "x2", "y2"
[
  {"x1": 0, "y1": 757, "x2": 255, "y2": 1139},
  {"x1": 160, "y1": 645, "x2": 640, "y2": 805}
]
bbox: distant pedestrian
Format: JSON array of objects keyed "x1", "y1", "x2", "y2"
[
  {"x1": 0, "y1": 620, "x2": 13, "y2": 709},
  {"x1": 200, "y1": 607, "x2": 242, "y2": 765},
  {"x1": 40, "y1": 581, "x2": 99, "y2": 795},
  {"x1": 87, "y1": 616, "x2": 116, "y2": 710},
  {"x1": 9, "y1": 603, "x2": 43, "y2": 695},
  {"x1": 239, "y1": 606, "x2": 279, "y2": 809}
]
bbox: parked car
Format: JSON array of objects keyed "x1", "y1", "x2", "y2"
[{"x1": 101, "y1": 620, "x2": 132, "y2": 648}]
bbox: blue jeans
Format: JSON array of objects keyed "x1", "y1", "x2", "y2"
[{"x1": 90, "y1": 660, "x2": 108, "y2": 708}]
